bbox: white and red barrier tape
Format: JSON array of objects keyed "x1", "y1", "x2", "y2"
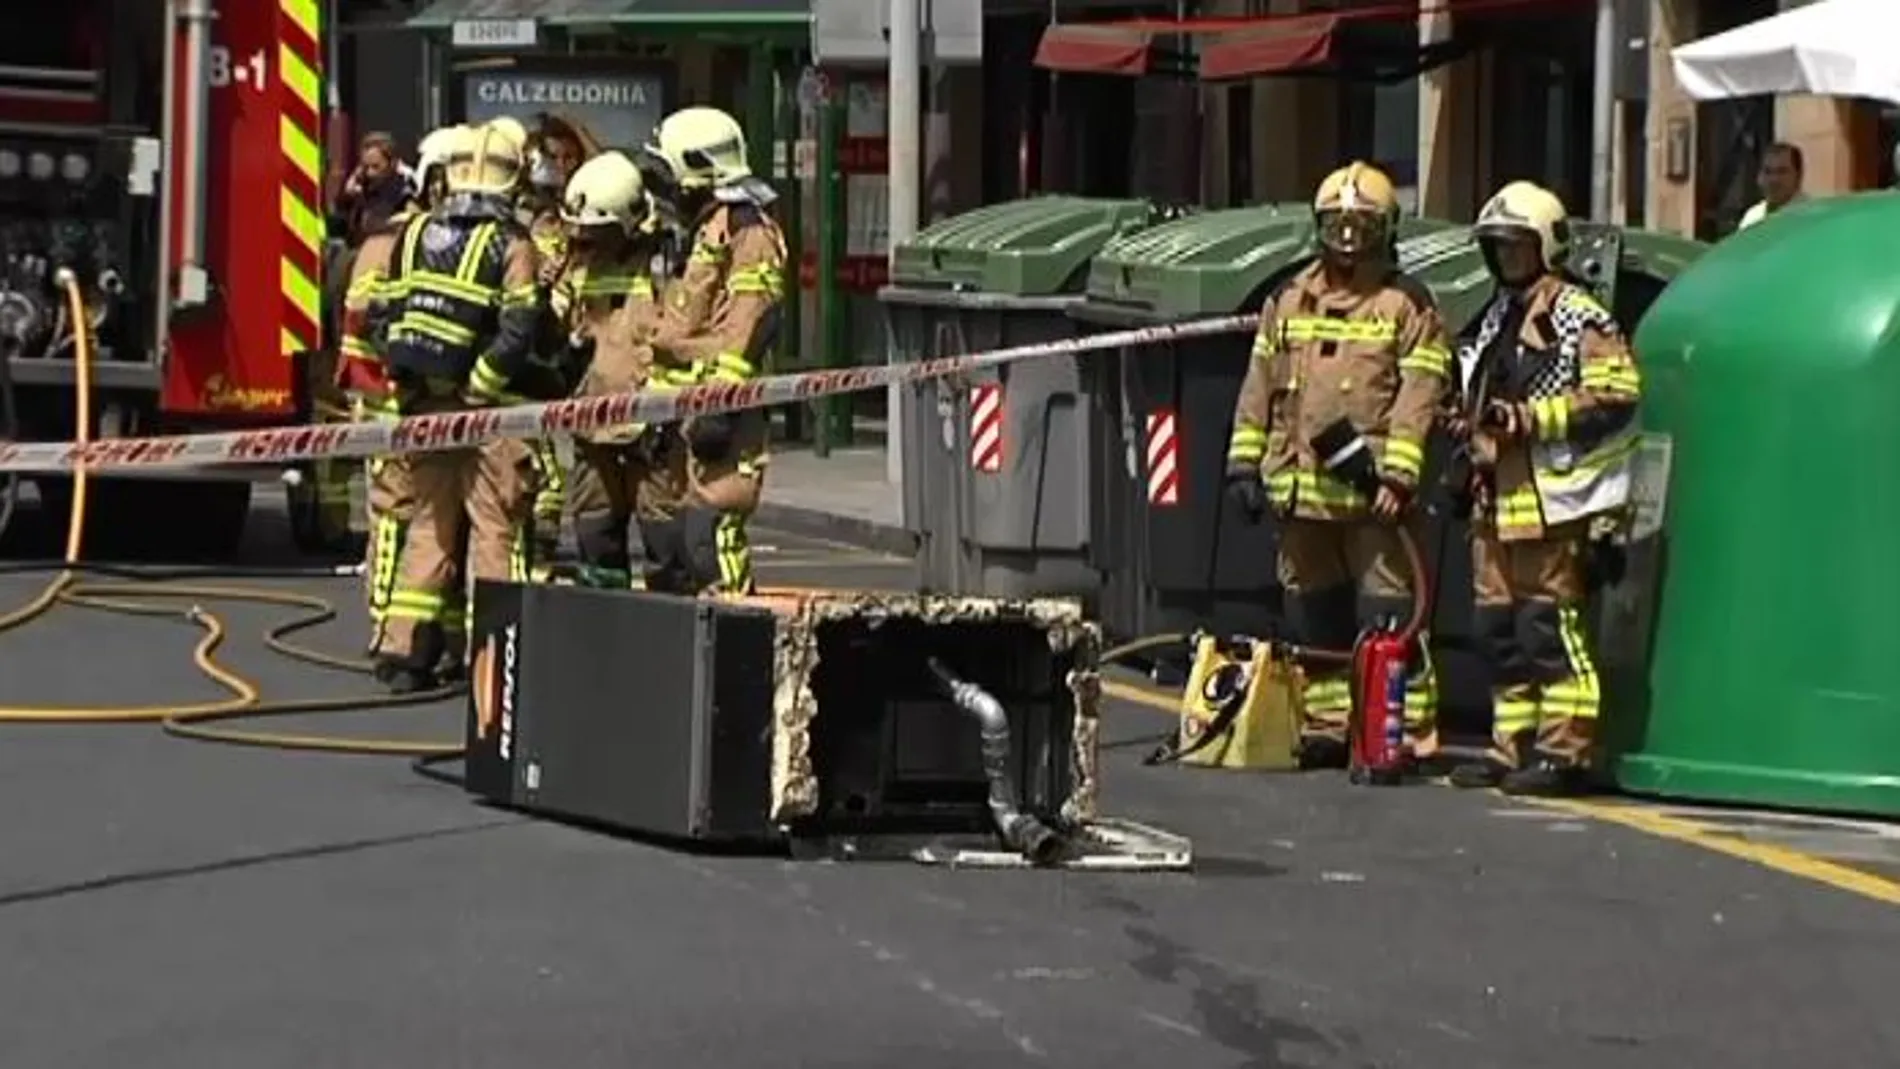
[{"x1": 0, "y1": 316, "x2": 1253, "y2": 475}]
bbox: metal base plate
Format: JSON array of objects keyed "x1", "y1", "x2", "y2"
[{"x1": 911, "y1": 818, "x2": 1193, "y2": 872}]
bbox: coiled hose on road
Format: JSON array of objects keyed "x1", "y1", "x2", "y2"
[{"x1": 0, "y1": 270, "x2": 464, "y2": 758}]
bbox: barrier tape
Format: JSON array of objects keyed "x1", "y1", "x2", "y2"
[{"x1": 0, "y1": 315, "x2": 1255, "y2": 474}]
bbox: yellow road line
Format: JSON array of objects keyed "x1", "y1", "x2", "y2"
[
  {"x1": 1517, "y1": 796, "x2": 1900, "y2": 907},
  {"x1": 1094, "y1": 671, "x2": 1900, "y2": 907}
]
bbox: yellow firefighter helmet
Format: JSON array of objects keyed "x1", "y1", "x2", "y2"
[
  {"x1": 415, "y1": 125, "x2": 461, "y2": 178},
  {"x1": 647, "y1": 106, "x2": 750, "y2": 189},
  {"x1": 486, "y1": 116, "x2": 530, "y2": 150},
  {"x1": 1312, "y1": 161, "x2": 1400, "y2": 258},
  {"x1": 562, "y1": 151, "x2": 649, "y2": 231},
  {"x1": 1473, "y1": 180, "x2": 1570, "y2": 271},
  {"x1": 444, "y1": 121, "x2": 525, "y2": 196}
]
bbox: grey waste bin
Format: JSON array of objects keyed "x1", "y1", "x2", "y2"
[{"x1": 880, "y1": 196, "x2": 1176, "y2": 601}]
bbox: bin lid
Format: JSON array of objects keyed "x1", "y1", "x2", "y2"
[
  {"x1": 1399, "y1": 224, "x2": 1711, "y2": 334},
  {"x1": 1080, "y1": 206, "x2": 1461, "y2": 319},
  {"x1": 885, "y1": 196, "x2": 1157, "y2": 297}
]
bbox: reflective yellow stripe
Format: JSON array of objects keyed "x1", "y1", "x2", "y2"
[
  {"x1": 710, "y1": 351, "x2": 755, "y2": 382},
  {"x1": 1582, "y1": 362, "x2": 1641, "y2": 395},
  {"x1": 690, "y1": 240, "x2": 727, "y2": 265},
  {"x1": 500, "y1": 283, "x2": 538, "y2": 307},
  {"x1": 1541, "y1": 605, "x2": 1601, "y2": 720},
  {"x1": 340, "y1": 336, "x2": 377, "y2": 360},
  {"x1": 457, "y1": 222, "x2": 497, "y2": 284},
  {"x1": 1251, "y1": 325, "x2": 1279, "y2": 358},
  {"x1": 1267, "y1": 467, "x2": 1363, "y2": 511},
  {"x1": 1381, "y1": 437, "x2": 1424, "y2": 480},
  {"x1": 1303, "y1": 677, "x2": 1351, "y2": 716},
  {"x1": 469, "y1": 357, "x2": 509, "y2": 396},
  {"x1": 1530, "y1": 396, "x2": 1570, "y2": 440},
  {"x1": 392, "y1": 310, "x2": 477, "y2": 346},
  {"x1": 1227, "y1": 425, "x2": 1267, "y2": 465},
  {"x1": 727, "y1": 264, "x2": 782, "y2": 297},
  {"x1": 1493, "y1": 689, "x2": 1539, "y2": 735},
  {"x1": 1399, "y1": 342, "x2": 1451, "y2": 378},
  {"x1": 578, "y1": 275, "x2": 655, "y2": 299},
  {"x1": 1281, "y1": 317, "x2": 1399, "y2": 344},
  {"x1": 713, "y1": 512, "x2": 753, "y2": 595}
]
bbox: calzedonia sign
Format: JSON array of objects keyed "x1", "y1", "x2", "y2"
[{"x1": 463, "y1": 71, "x2": 667, "y2": 152}]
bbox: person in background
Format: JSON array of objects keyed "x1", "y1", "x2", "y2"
[
  {"x1": 333, "y1": 132, "x2": 414, "y2": 248},
  {"x1": 1738, "y1": 142, "x2": 1805, "y2": 231}
]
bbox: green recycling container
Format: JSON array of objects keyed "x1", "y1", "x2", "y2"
[
  {"x1": 1617, "y1": 192, "x2": 1900, "y2": 816},
  {"x1": 880, "y1": 196, "x2": 1176, "y2": 602},
  {"x1": 1070, "y1": 206, "x2": 1461, "y2": 650}
]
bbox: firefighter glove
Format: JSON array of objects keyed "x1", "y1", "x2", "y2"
[
  {"x1": 1224, "y1": 471, "x2": 1267, "y2": 524},
  {"x1": 685, "y1": 413, "x2": 736, "y2": 462}
]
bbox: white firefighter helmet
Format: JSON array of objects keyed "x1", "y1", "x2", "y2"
[
  {"x1": 444, "y1": 120, "x2": 525, "y2": 196},
  {"x1": 1312, "y1": 161, "x2": 1400, "y2": 259},
  {"x1": 1474, "y1": 181, "x2": 1570, "y2": 271},
  {"x1": 486, "y1": 116, "x2": 530, "y2": 151},
  {"x1": 415, "y1": 125, "x2": 461, "y2": 179},
  {"x1": 562, "y1": 151, "x2": 649, "y2": 231},
  {"x1": 647, "y1": 106, "x2": 750, "y2": 189}
]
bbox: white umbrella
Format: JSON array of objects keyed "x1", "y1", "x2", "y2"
[{"x1": 1671, "y1": 0, "x2": 1900, "y2": 105}]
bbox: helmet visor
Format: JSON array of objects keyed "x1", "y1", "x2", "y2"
[{"x1": 1317, "y1": 209, "x2": 1388, "y2": 258}]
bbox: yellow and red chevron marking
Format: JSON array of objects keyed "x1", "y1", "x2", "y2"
[{"x1": 277, "y1": 0, "x2": 324, "y2": 358}]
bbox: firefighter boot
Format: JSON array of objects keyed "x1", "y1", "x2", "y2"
[
  {"x1": 1450, "y1": 729, "x2": 1535, "y2": 790},
  {"x1": 374, "y1": 621, "x2": 444, "y2": 695},
  {"x1": 1500, "y1": 760, "x2": 1591, "y2": 798}
]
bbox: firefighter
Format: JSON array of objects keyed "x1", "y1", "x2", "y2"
[
  {"x1": 372, "y1": 121, "x2": 550, "y2": 692},
  {"x1": 338, "y1": 124, "x2": 470, "y2": 670},
  {"x1": 516, "y1": 113, "x2": 604, "y2": 576},
  {"x1": 551, "y1": 152, "x2": 698, "y2": 590},
  {"x1": 1223, "y1": 161, "x2": 1452, "y2": 770},
  {"x1": 641, "y1": 106, "x2": 787, "y2": 596},
  {"x1": 1445, "y1": 181, "x2": 1642, "y2": 797}
]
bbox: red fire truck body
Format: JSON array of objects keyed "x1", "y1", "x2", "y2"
[{"x1": 0, "y1": 0, "x2": 327, "y2": 549}]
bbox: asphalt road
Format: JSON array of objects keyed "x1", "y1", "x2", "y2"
[{"x1": 0, "y1": 491, "x2": 1897, "y2": 1068}]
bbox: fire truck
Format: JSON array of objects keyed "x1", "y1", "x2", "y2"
[{"x1": 0, "y1": 0, "x2": 330, "y2": 554}]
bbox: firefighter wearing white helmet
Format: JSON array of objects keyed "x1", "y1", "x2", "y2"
[
  {"x1": 550, "y1": 151, "x2": 692, "y2": 589},
  {"x1": 338, "y1": 124, "x2": 470, "y2": 673},
  {"x1": 1223, "y1": 161, "x2": 1452, "y2": 769},
  {"x1": 1446, "y1": 180, "x2": 1641, "y2": 798},
  {"x1": 641, "y1": 106, "x2": 787, "y2": 596},
  {"x1": 370, "y1": 120, "x2": 549, "y2": 692}
]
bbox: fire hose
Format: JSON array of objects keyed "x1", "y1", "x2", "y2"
[{"x1": 0, "y1": 270, "x2": 464, "y2": 753}]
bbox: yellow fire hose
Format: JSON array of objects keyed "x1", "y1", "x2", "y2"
[{"x1": 0, "y1": 271, "x2": 462, "y2": 757}]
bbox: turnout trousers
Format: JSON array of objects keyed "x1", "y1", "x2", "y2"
[
  {"x1": 364, "y1": 452, "x2": 465, "y2": 656},
  {"x1": 378, "y1": 436, "x2": 538, "y2": 671},
  {"x1": 1277, "y1": 517, "x2": 1438, "y2": 756},
  {"x1": 528, "y1": 437, "x2": 566, "y2": 580},
  {"x1": 1472, "y1": 520, "x2": 1598, "y2": 771},
  {"x1": 567, "y1": 429, "x2": 693, "y2": 592}
]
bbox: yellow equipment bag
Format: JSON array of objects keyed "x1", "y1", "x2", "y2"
[{"x1": 1158, "y1": 635, "x2": 1303, "y2": 771}]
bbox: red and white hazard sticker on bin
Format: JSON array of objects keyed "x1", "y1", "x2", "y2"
[{"x1": 0, "y1": 316, "x2": 1254, "y2": 475}]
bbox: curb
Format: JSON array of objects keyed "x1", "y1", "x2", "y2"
[{"x1": 753, "y1": 502, "x2": 917, "y2": 557}]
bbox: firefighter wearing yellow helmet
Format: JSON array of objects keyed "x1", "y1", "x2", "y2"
[
  {"x1": 339, "y1": 124, "x2": 471, "y2": 673},
  {"x1": 1445, "y1": 181, "x2": 1641, "y2": 797},
  {"x1": 552, "y1": 151, "x2": 693, "y2": 590},
  {"x1": 640, "y1": 106, "x2": 787, "y2": 596},
  {"x1": 369, "y1": 120, "x2": 551, "y2": 692},
  {"x1": 1223, "y1": 161, "x2": 1452, "y2": 769}
]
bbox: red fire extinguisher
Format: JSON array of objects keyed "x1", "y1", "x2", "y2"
[{"x1": 1349, "y1": 622, "x2": 1410, "y2": 786}]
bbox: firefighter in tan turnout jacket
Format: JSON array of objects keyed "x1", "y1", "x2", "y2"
[
  {"x1": 642, "y1": 106, "x2": 787, "y2": 596},
  {"x1": 551, "y1": 150, "x2": 694, "y2": 590},
  {"x1": 1446, "y1": 181, "x2": 1642, "y2": 797},
  {"x1": 1224, "y1": 161, "x2": 1453, "y2": 769}
]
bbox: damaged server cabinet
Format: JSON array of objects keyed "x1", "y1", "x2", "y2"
[{"x1": 463, "y1": 582, "x2": 1103, "y2": 850}]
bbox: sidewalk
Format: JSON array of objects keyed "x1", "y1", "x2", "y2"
[{"x1": 756, "y1": 441, "x2": 910, "y2": 555}]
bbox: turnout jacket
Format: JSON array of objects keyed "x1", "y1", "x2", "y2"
[
  {"x1": 1457, "y1": 274, "x2": 1642, "y2": 542},
  {"x1": 1226, "y1": 261, "x2": 1453, "y2": 520}
]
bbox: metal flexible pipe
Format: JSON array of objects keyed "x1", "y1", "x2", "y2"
[{"x1": 925, "y1": 656, "x2": 1065, "y2": 866}]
